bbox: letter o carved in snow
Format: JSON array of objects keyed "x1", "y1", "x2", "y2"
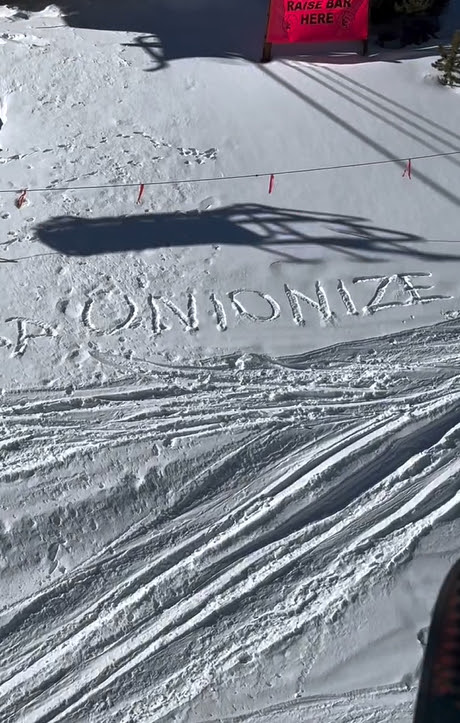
[
  {"x1": 81, "y1": 292, "x2": 138, "y2": 336},
  {"x1": 228, "y1": 290, "x2": 281, "y2": 322}
]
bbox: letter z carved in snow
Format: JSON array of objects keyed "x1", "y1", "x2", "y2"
[{"x1": 353, "y1": 273, "x2": 451, "y2": 315}]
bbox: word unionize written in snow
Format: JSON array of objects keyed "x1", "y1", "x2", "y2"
[{"x1": 0, "y1": 273, "x2": 451, "y2": 358}]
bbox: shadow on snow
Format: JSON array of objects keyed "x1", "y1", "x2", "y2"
[{"x1": 34, "y1": 203, "x2": 459, "y2": 264}]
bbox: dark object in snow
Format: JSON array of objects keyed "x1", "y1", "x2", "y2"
[
  {"x1": 412, "y1": 558, "x2": 460, "y2": 723},
  {"x1": 0, "y1": 118, "x2": 3, "y2": 131}
]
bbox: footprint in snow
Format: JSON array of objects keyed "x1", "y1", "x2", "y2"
[{"x1": 178, "y1": 147, "x2": 218, "y2": 164}]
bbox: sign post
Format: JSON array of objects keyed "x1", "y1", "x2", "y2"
[
  {"x1": 261, "y1": 0, "x2": 370, "y2": 61},
  {"x1": 261, "y1": 0, "x2": 274, "y2": 62},
  {"x1": 361, "y1": 0, "x2": 371, "y2": 55}
]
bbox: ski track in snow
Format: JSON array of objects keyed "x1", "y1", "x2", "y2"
[
  {"x1": 196, "y1": 683, "x2": 414, "y2": 723},
  {"x1": 1, "y1": 319, "x2": 460, "y2": 721}
]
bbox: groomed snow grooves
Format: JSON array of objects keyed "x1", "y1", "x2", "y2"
[{"x1": 1, "y1": 318, "x2": 460, "y2": 721}]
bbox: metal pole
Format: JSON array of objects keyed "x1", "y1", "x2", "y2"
[
  {"x1": 261, "y1": 0, "x2": 274, "y2": 63},
  {"x1": 360, "y1": 0, "x2": 371, "y2": 55}
]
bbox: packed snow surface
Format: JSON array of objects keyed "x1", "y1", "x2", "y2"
[{"x1": 0, "y1": 1, "x2": 460, "y2": 721}]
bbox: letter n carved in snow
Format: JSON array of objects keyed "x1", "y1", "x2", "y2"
[
  {"x1": 284, "y1": 282, "x2": 334, "y2": 326},
  {"x1": 152, "y1": 292, "x2": 199, "y2": 333}
]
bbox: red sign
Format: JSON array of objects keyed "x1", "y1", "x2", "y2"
[{"x1": 266, "y1": 0, "x2": 369, "y2": 44}]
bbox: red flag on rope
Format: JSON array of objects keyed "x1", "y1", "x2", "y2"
[
  {"x1": 402, "y1": 159, "x2": 412, "y2": 179},
  {"x1": 15, "y1": 189, "x2": 27, "y2": 209},
  {"x1": 136, "y1": 183, "x2": 145, "y2": 204},
  {"x1": 268, "y1": 174, "x2": 275, "y2": 194}
]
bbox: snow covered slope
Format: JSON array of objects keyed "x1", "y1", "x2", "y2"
[{"x1": 0, "y1": 2, "x2": 459, "y2": 721}]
